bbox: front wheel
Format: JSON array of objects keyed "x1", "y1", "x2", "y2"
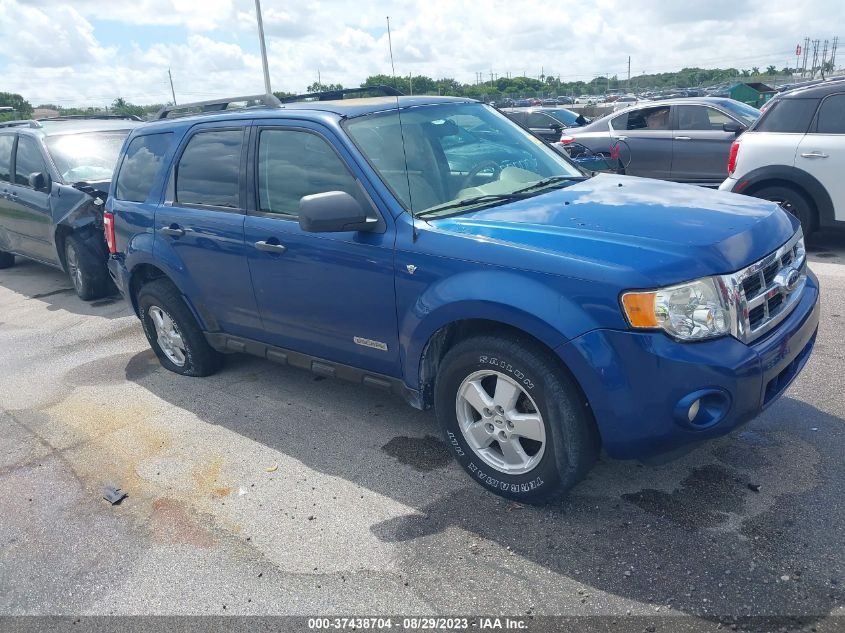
[
  {"x1": 64, "y1": 234, "x2": 111, "y2": 300},
  {"x1": 752, "y1": 185, "x2": 817, "y2": 236},
  {"x1": 434, "y1": 335, "x2": 599, "y2": 503}
]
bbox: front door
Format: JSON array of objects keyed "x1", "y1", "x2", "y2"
[
  {"x1": 6, "y1": 135, "x2": 56, "y2": 263},
  {"x1": 670, "y1": 104, "x2": 739, "y2": 185},
  {"x1": 243, "y1": 124, "x2": 399, "y2": 376},
  {"x1": 0, "y1": 133, "x2": 15, "y2": 253},
  {"x1": 154, "y1": 122, "x2": 263, "y2": 339},
  {"x1": 795, "y1": 92, "x2": 845, "y2": 223}
]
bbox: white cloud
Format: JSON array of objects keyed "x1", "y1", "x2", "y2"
[{"x1": 0, "y1": 0, "x2": 843, "y2": 106}]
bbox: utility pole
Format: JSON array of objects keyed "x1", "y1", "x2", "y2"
[
  {"x1": 317, "y1": 69, "x2": 321, "y2": 86},
  {"x1": 801, "y1": 37, "x2": 810, "y2": 77},
  {"x1": 167, "y1": 67, "x2": 177, "y2": 105},
  {"x1": 627, "y1": 56, "x2": 631, "y2": 92},
  {"x1": 409, "y1": 73, "x2": 413, "y2": 95},
  {"x1": 820, "y1": 39, "x2": 829, "y2": 78},
  {"x1": 831, "y1": 36, "x2": 838, "y2": 70},
  {"x1": 811, "y1": 39, "x2": 820, "y2": 78},
  {"x1": 254, "y1": 0, "x2": 271, "y2": 93}
]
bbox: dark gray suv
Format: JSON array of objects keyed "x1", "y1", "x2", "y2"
[
  {"x1": 0, "y1": 116, "x2": 140, "y2": 299},
  {"x1": 559, "y1": 98, "x2": 760, "y2": 186}
]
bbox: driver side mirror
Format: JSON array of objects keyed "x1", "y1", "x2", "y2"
[
  {"x1": 722, "y1": 121, "x2": 745, "y2": 135},
  {"x1": 28, "y1": 172, "x2": 49, "y2": 192},
  {"x1": 549, "y1": 123, "x2": 564, "y2": 132},
  {"x1": 298, "y1": 191, "x2": 378, "y2": 233}
]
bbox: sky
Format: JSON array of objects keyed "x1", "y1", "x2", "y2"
[{"x1": 0, "y1": 0, "x2": 842, "y2": 107}]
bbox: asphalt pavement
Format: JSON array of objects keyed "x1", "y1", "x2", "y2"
[{"x1": 0, "y1": 235, "x2": 843, "y2": 627}]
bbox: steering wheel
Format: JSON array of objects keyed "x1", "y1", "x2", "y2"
[{"x1": 461, "y1": 161, "x2": 502, "y2": 190}]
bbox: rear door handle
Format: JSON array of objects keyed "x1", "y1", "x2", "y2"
[
  {"x1": 159, "y1": 224, "x2": 185, "y2": 237},
  {"x1": 674, "y1": 136, "x2": 692, "y2": 140},
  {"x1": 800, "y1": 151, "x2": 828, "y2": 158},
  {"x1": 255, "y1": 240, "x2": 287, "y2": 254}
]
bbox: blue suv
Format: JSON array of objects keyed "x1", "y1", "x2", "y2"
[{"x1": 106, "y1": 91, "x2": 820, "y2": 503}]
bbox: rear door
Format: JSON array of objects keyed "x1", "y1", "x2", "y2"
[
  {"x1": 154, "y1": 122, "x2": 263, "y2": 339},
  {"x1": 670, "y1": 104, "x2": 741, "y2": 185},
  {"x1": 6, "y1": 135, "x2": 56, "y2": 263},
  {"x1": 0, "y1": 133, "x2": 15, "y2": 252},
  {"x1": 243, "y1": 122, "x2": 400, "y2": 376},
  {"x1": 796, "y1": 92, "x2": 845, "y2": 222},
  {"x1": 608, "y1": 105, "x2": 673, "y2": 179}
]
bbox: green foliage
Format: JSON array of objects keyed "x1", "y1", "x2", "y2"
[
  {"x1": 0, "y1": 92, "x2": 33, "y2": 120},
  {"x1": 306, "y1": 82, "x2": 343, "y2": 93},
  {"x1": 111, "y1": 97, "x2": 145, "y2": 117}
]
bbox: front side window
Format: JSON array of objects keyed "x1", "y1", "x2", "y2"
[
  {"x1": 345, "y1": 102, "x2": 582, "y2": 217},
  {"x1": 0, "y1": 134, "x2": 12, "y2": 183},
  {"x1": 115, "y1": 133, "x2": 173, "y2": 202},
  {"x1": 676, "y1": 105, "x2": 732, "y2": 130},
  {"x1": 755, "y1": 98, "x2": 819, "y2": 133},
  {"x1": 45, "y1": 131, "x2": 129, "y2": 183},
  {"x1": 257, "y1": 129, "x2": 360, "y2": 217},
  {"x1": 815, "y1": 94, "x2": 845, "y2": 134},
  {"x1": 619, "y1": 106, "x2": 671, "y2": 131},
  {"x1": 14, "y1": 136, "x2": 46, "y2": 186},
  {"x1": 176, "y1": 129, "x2": 243, "y2": 208},
  {"x1": 525, "y1": 112, "x2": 556, "y2": 128}
]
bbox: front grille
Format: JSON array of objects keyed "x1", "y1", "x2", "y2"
[{"x1": 723, "y1": 230, "x2": 807, "y2": 344}]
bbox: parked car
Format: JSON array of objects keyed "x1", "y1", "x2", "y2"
[
  {"x1": 501, "y1": 107, "x2": 589, "y2": 142},
  {"x1": 720, "y1": 81, "x2": 845, "y2": 236},
  {"x1": 106, "y1": 92, "x2": 818, "y2": 504},
  {"x1": 575, "y1": 95, "x2": 596, "y2": 105},
  {"x1": 559, "y1": 97, "x2": 761, "y2": 186},
  {"x1": 611, "y1": 95, "x2": 640, "y2": 111},
  {"x1": 0, "y1": 116, "x2": 141, "y2": 298},
  {"x1": 555, "y1": 96, "x2": 574, "y2": 105}
]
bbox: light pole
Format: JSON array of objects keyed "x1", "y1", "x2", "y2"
[{"x1": 254, "y1": 0, "x2": 272, "y2": 94}]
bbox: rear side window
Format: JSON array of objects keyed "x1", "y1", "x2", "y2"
[
  {"x1": 815, "y1": 94, "x2": 845, "y2": 134},
  {"x1": 176, "y1": 129, "x2": 243, "y2": 208},
  {"x1": 115, "y1": 133, "x2": 172, "y2": 202},
  {"x1": 257, "y1": 129, "x2": 360, "y2": 217},
  {"x1": 611, "y1": 106, "x2": 670, "y2": 131},
  {"x1": 755, "y1": 98, "x2": 819, "y2": 133},
  {"x1": 14, "y1": 136, "x2": 46, "y2": 186},
  {"x1": 0, "y1": 135, "x2": 12, "y2": 183},
  {"x1": 525, "y1": 112, "x2": 556, "y2": 128}
]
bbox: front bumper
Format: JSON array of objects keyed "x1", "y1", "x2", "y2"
[{"x1": 557, "y1": 270, "x2": 820, "y2": 459}]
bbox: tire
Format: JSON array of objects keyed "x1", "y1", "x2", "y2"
[
  {"x1": 752, "y1": 185, "x2": 817, "y2": 236},
  {"x1": 434, "y1": 334, "x2": 599, "y2": 504},
  {"x1": 0, "y1": 251, "x2": 14, "y2": 269},
  {"x1": 64, "y1": 234, "x2": 111, "y2": 300},
  {"x1": 136, "y1": 278, "x2": 223, "y2": 377}
]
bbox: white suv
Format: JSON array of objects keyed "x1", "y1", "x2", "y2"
[{"x1": 719, "y1": 82, "x2": 844, "y2": 235}]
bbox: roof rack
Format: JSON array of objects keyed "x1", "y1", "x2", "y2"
[
  {"x1": 0, "y1": 119, "x2": 41, "y2": 129},
  {"x1": 156, "y1": 94, "x2": 282, "y2": 120},
  {"x1": 278, "y1": 85, "x2": 403, "y2": 103},
  {"x1": 37, "y1": 114, "x2": 144, "y2": 122}
]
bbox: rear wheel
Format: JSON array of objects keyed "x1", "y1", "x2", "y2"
[
  {"x1": 0, "y1": 252, "x2": 14, "y2": 269},
  {"x1": 434, "y1": 334, "x2": 599, "y2": 504},
  {"x1": 753, "y1": 185, "x2": 817, "y2": 236},
  {"x1": 137, "y1": 279, "x2": 223, "y2": 377},
  {"x1": 64, "y1": 234, "x2": 111, "y2": 300}
]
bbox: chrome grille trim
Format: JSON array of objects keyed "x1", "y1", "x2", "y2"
[{"x1": 718, "y1": 229, "x2": 806, "y2": 345}]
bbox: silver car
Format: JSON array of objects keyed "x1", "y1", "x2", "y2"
[{"x1": 559, "y1": 97, "x2": 761, "y2": 186}]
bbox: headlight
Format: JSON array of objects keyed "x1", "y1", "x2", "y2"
[{"x1": 621, "y1": 277, "x2": 730, "y2": 341}]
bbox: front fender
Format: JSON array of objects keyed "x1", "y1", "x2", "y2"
[{"x1": 399, "y1": 270, "x2": 598, "y2": 390}]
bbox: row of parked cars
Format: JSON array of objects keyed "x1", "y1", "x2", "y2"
[{"x1": 0, "y1": 85, "x2": 825, "y2": 504}]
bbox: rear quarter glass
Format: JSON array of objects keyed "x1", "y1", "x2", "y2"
[{"x1": 755, "y1": 98, "x2": 819, "y2": 134}]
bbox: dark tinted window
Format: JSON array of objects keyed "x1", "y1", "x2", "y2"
[
  {"x1": 612, "y1": 106, "x2": 670, "y2": 131},
  {"x1": 176, "y1": 129, "x2": 243, "y2": 208},
  {"x1": 14, "y1": 136, "x2": 46, "y2": 186},
  {"x1": 756, "y1": 98, "x2": 818, "y2": 133},
  {"x1": 505, "y1": 112, "x2": 525, "y2": 125},
  {"x1": 0, "y1": 135, "x2": 12, "y2": 183},
  {"x1": 676, "y1": 105, "x2": 732, "y2": 130},
  {"x1": 257, "y1": 129, "x2": 359, "y2": 217},
  {"x1": 815, "y1": 94, "x2": 845, "y2": 134},
  {"x1": 525, "y1": 112, "x2": 557, "y2": 128},
  {"x1": 547, "y1": 109, "x2": 580, "y2": 126},
  {"x1": 115, "y1": 133, "x2": 172, "y2": 202}
]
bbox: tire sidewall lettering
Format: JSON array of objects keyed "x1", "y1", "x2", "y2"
[{"x1": 478, "y1": 355, "x2": 534, "y2": 390}]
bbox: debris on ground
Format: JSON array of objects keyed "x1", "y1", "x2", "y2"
[
  {"x1": 265, "y1": 464, "x2": 278, "y2": 473},
  {"x1": 103, "y1": 486, "x2": 127, "y2": 505},
  {"x1": 747, "y1": 483, "x2": 761, "y2": 492}
]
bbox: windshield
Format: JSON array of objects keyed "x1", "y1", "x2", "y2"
[
  {"x1": 45, "y1": 131, "x2": 130, "y2": 183},
  {"x1": 718, "y1": 100, "x2": 761, "y2": 127},
  {"x1": 345, "y1": 102, "x2": 583, "y2": 218}
]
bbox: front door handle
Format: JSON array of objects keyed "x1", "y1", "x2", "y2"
[
  {"x1": 159, "y1": 224, "x2": 185, "y2": 237},
  {"x1": 800, "y1": 151, "x2": 828, "y2": 158},
  {"x1": 674, "y1": 136, "x2": 692, "y2": 140},
  {"x1": 255, "y1": 240, "x2": 287, "y2": 254}
]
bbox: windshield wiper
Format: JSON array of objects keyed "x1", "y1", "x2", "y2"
[
  {"x1": 416, "y1": 193, "x2": 532, "y2": 217},
  {"x1": 511, "y1": 175, "x2": 586, "y2": 194}
]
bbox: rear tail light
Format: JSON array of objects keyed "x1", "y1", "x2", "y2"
[
  {"x1": 727, "y1": 140, "x2": 740, "y2": 175},
  {"x1": 103, "y1": 211, "x2": 116, "y2": 254},
  {"x1": 559, "y1": 135, "x2": 575, "y2": 145}
]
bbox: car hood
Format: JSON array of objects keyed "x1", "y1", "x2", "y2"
[{"x1": 426, "y1": 174, "x2": 797, "y2": 287}]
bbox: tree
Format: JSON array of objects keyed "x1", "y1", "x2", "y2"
[
  {"x1": 0, "y1": 92, "x2": 33, "y2": 119},
  {"x1": 111, "y1": 97, "x2": 144, "y2": 117},
  {"x1": 751, "y1": 66, "x2": 760, "y2": 76},
  {"x1": 306, "y1": 82, "x2": 343, "y2": 93},
  {"x1": 766, "y1": 65, "x2": 777, "y2": 75}
]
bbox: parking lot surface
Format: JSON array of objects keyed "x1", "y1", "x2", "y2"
[{"x1": 1, "y1": 237, "x2": 843, "y2": 622}]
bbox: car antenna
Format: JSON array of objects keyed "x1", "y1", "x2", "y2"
[{"x1": 387, "y1": 16, "x2": 418, "y2": 242}]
